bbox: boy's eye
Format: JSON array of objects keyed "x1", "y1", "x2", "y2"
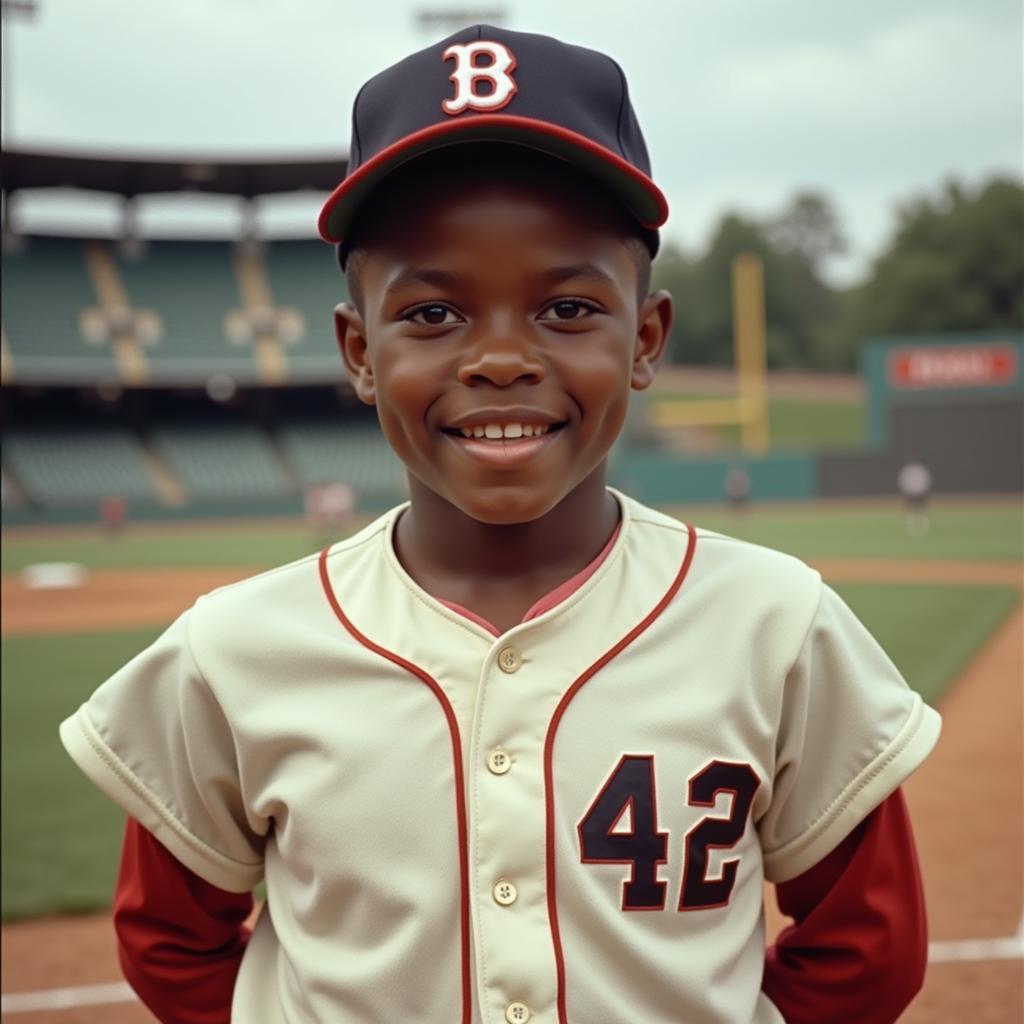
[
  {"x1": 406, "y1": 304, "x2": 461, "y2": 326},
  {"x1": 539, "y1": 299, "x2": 597, "y2": 321}
]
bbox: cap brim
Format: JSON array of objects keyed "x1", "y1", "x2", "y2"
[{"x1": 318, "y1": 114, "x2": 668, "y2": 246}]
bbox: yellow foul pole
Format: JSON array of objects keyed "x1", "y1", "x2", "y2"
[{"x1": 731, "y1": 252, "x2": 769, "y2": 453}]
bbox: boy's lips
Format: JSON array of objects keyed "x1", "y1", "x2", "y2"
[
  {"x1": 442, "y1": 421, "x2": 565, "y2": 468},
  {"x1": 442, "y1": 406, "x2": 566, "y2": 435},
  {"x1": 440, "y1": 407, "x2": 569, "y2": 454}
]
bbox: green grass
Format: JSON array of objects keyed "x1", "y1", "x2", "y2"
[
  {"x1": 3, "y1": 502, "x2": 1021, "y2": 571},
  {"x1": 0, "y1": 523, "x2": 347, "y2": 573},
  {"x1": 834, "y1": 583, "x2": 1020, "y2": 705},
  {"x1": 718, "y1": 397, "x2": 864, "y2": 449},
  {"x1": 2, "y1": 579, "x2": 1019, "y2": 920},
  {"x1": 1, "y1": 627, "x2": 163, "y2": 920},
  {"x1": 765, "y1": 397, "x2": 864, "y2": 448},
  {"x1": 676, "y1": 503, "x2": 1023, "y2": 562},
  {"x1": 649, "y1": 392, "x2": 865, "y2": 448}
]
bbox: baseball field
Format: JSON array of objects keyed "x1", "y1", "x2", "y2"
[{"x1": 2, "y1": 496, "x2": 1022, "y2": 1022}]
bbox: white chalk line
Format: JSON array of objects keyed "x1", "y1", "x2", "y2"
[
  {"x1": 928, "y1": 935, "x2": 1024, "y2": 962},
  {"x1": 926, "y1": 908, "x2": 1024, "y2": 963},
  {"x1": 1, "y1": 981, "x2": 135, "y2": 1013},
  {"x1": 4, "y1": 916, "x2": 1024, "y2": 1015}
]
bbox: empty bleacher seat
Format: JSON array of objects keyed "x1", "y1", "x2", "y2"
[
  {"x1": 4, "y1": 429, "x2": 156, "y2": 505},
  {"x1": 263, "y1": 240, "x2": 347, "y2": 371},
  {"x1": 151, "y1": 425, "x2": 292, "y2": 499},
  {"x1": 1, "y1": 237, "x2": 119, "y2": 380},
  {"x1": 278, "y1": 422, "x2": 405, "y2": 499},
  {"x1": 112, "y1": 241, "x2": 259, "y2": 382}
]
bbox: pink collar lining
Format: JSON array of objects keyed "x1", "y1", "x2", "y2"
[{"x1": 437, "y1": 523, "x2": 621, "y2": 637}]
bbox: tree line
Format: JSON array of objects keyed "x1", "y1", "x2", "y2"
[{"x1": 652, "y1": 175, "x2": 1023, "y2": 370}]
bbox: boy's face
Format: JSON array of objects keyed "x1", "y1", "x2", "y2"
[{"x1": 336, "y1": 171, "x2": 671, "y2": 526}]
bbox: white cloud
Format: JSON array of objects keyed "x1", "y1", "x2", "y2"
[{"x1": 712, "y1": 11, "x2": 1018, "y2": 130}]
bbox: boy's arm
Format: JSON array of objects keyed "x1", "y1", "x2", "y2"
[
  {"x1": 114, "y1": 819, "x2": 254, "y2": 1024},
  {"x1": 763, "y1": 788, "x2": 927, "y2": 1024}
]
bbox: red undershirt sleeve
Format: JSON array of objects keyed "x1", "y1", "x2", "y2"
[
  {"x1": 762, "y1": 788, "x2": 928, "y2": 1024},
  {"x1": 113, "y1": 818, "x2": 254, "y2": 1024}
]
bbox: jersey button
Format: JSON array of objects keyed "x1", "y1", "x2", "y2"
[
  {"x1": 505, "y1": 1002, "x2": 531, "y2": 1023},
  {"x1": 497, "y1": 646, "x2": 522, "y2": 673},
  {"x1": 493, "y1": 879, "x2": 518, "y2": 906},
  {"x1": 486, "y1": 748, "x2": 512, "y2": 775}
]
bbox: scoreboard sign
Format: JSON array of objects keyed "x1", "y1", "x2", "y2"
[{"x1": 887, "y1": 344, "x2": 1018, "y2": 390}]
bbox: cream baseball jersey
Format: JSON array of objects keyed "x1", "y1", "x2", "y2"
[{"x1": 60, "y1": 492, "x2": 940, "y2": 1024}]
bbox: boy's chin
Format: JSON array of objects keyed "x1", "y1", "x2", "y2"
[
  {"x1": 439, "y1": 485, "x2": 566, "y2": 527},
  {"x1": 457, "y1": 495, "x2": 558, "y2": 527}
]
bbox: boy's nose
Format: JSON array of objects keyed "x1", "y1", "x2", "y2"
[{"x1": 457, "y1": 331, "x2": 546, "y2": 388}]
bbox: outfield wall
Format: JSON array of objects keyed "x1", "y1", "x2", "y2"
[
  {"x1": 610, "y1": 450, "x2": 816, "y2": 505},
  {"x1": 817, "y1": 333, "x2": 1024, "y2": 498},
  {"x1": 818, "y1": 399, "x2": 1023, "y2": 497}
]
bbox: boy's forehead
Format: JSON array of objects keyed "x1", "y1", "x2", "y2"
[{"x1": 351, "y1": 170, "x2": 647, "y2": 310}]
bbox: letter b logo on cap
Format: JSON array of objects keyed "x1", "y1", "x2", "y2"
[{"x1": 442, "y1": 41, "x2": 517, "y2": 115}]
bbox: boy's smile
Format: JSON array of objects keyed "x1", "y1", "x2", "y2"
[
  {"x1": 336, "y1": 163, "x2": 672, "y2": 530},
  {"x1": 442, "y1": 408, "x2": 563, "y2": 469}
]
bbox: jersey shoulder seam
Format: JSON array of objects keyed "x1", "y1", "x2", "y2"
[
  {"x1": 77, "y1": 703, "x2": 263, "y2": 872},
  {"x1": 692, "y1": 527, "x2": 824, "y2": 577},
  {"x1": 195, "y1": 511, "x2": 393, "y2": 608},
  {"x1": 629, "y1": 512, "x2": 690, "y2": 534},
  {"x1": 322, "y1": 510, "x2": 393, "y2": 560},
  {"x1": 189, "y1": 549, "x2": 326, "y2": 615}
]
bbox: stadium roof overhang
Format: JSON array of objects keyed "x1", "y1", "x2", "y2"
[{"x1": 0, "y1": 149, "x2": 348, "y2": 198}]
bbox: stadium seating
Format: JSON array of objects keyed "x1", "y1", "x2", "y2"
[
  {"x1": 263, "y1": 240, "x2": 348, "y2": 372},
  {"x1": 3, "y1": 233, "x2": 400, "y2": 517},
  {"x1": 2, "y1": 237, "x2": 119, "y2": 381},
  {"x1": 4, "y1": 429, "x2": 157, "y2": 505},
  {"x1": 2, "y1": 236, "x2": 353, "y2": 386},
  {"x1": 151, "y1": 425, "x2": 293, "y2": 499},
  {"x1": 112, "y1": 241, "x2": 260, "y2": 382},
  {"x1": 278, "y1": 422, "x2": 405, "y2": 500}
]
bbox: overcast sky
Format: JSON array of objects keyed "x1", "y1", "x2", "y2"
[{"x1": 3, "y1": 0, "x2": 1021, "y2": 284}]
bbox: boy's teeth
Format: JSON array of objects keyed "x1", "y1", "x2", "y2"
[{"x1": 458, "y1": 422, "x2": 552, "y2": 440}]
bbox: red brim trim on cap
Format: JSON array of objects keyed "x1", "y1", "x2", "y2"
[{"x1": 317, "y1": 114, "x2": 669, "y2": 244}]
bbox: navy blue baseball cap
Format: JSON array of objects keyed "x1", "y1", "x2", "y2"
[{"x1": 318, "y1": 24, "x2": 668, "y2": 256}]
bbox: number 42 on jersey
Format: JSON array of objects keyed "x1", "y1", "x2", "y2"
[{"x1": 578, "y1": 755, "x2": 760, "y2": 911}]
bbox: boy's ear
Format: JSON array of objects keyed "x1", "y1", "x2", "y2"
[
  {"x1": 631, "y1": 289, "x2": 673, "y2": 391},
  {"x1": 334, "y1": 303, "x2": 376, "y2": 406}
]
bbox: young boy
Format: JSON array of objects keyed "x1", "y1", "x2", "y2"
[{"x1": 61, "y1": 25, "x2": 941, "y2": 1024}]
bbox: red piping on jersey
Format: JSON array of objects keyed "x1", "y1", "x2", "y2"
[
  {"x1": 544, "y1": 523, "x2": 698, "y2": 1023},
  {"x1": 318, "y1": 548, "x2": 472, "y2": 1024}
]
